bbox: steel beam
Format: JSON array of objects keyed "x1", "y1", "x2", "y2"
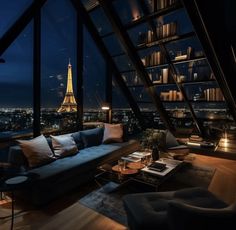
[{"x1": 0, "y1": 0, "x2": 47, "y2": 56}]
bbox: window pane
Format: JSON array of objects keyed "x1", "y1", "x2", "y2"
[
  {"x1": 41, "y1": 0, "x2": 77, "y2": 134},
  {"x1": 103, "y1": 34, "x2": 124, "y2": 56},
  {"x1": 0, "y1": 23, "x2": 33, "y2": 139},
  {"x1": 83, "y1": 27, "x2": 106, "y2": 126},
  {"x1": 90, "y1": 7, "x2": 113, "y2": 36},
  {"x1": 113, "y1": 54, "x2": 134, "y2": 72},
  {"x1": 0, "y1": 0, "x2": 32, "y2": 37}
]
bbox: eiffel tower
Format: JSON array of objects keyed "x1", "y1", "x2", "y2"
[{"x1": 57, "y1": 60, "x2": 77, "y2": 113}]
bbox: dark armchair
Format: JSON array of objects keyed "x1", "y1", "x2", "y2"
[{"x1": 123, "y1": 187, "x2": 236, "y2": 230}]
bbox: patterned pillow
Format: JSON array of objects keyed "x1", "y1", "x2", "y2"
[
  {"x1": 103, "y1": 123, "x2": 123, "y2": 144},
  {"x1": 51, "y1": 135, "x2": 78, "y2": 158},
  {"x1": 18, "y1": 135, "x2": 55, "y2": 168}
]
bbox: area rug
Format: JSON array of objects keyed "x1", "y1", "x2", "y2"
[
  {"x1": 79, "y1": 182, "x2": 129, "y2": 226},
  {"x1": 79, "y1": 164, "x2": 216, "y2": 226}
]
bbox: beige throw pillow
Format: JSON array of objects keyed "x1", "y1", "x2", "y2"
[
  {"x1": 51, "y1": 135, "x2": 78, "y2": 157},
  {"x1": 103, "y1": 123, "x2": 123, "y2": 144},
  {"x1": 18, "y1": 135, "x2": 55, "y2": 168}
]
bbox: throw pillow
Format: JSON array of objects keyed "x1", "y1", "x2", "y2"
[
  {"x1": 80, "y1": 127, "x2": 104, "y2": 148},
  {"x1": 51, "y1": 135, "x2": 78, "y2": 157},
  {"x1": 71, "y1": 131, "x2": 84, "y2": 150},
  {"x1": 103, "y1": 123, "x2": 123, "y2": 144},
  {"x1": 17, "y1": 135, "x2": 55, "y2": 168}
]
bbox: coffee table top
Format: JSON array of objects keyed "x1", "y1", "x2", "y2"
[
  {"x1": 111, "y1": 165, "x2": 138, "y2": 175},
  {"x1": 96, "y1": 156, "x2": 183, "y2": 190}
]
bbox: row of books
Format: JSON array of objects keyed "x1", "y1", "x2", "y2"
[
  {"x1": 174, "y1": 47, "x2": 194, "y2": 61},
  {"x1": 160, "y1": 90, "x2": 183, "y2": 101},
  {"x1": 141, "y1": 51, "x2": 165, "y2": 66},
  {"x1": 203, "y1": 88, "x2": 225, "y2": 101},
  {"x1": 138, "y1": 22, "x2": 177, "y2": 45},
  {"x1": 146, "y1": 0, "x2": 178, "y2": 12},
  {"x1": 148, "y1": 68, "x2": 169, "y2": 84}
]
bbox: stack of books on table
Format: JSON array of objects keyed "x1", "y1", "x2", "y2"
[
  {"x1": 121, "y1": 151, "x2": 151, "y2": 162},
  {"x1": 141, "y1": 158, "x2": 182, "y2": 176}
]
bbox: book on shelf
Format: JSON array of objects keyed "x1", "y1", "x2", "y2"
[
  {"x1": 162, "y1": 68, "x2": 169, "y2": 83},
  {"x1": 203, "y1": 88, "x2": 224, "y2": 101},
  {"x1": 174, "y1": 54, "x2": 187, "y2": 61}
]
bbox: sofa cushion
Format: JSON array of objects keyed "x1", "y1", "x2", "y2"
[
  {"x1": 80, "y1": 127, "x2": 104, "y2": 147},
  {"x1": 71, "y1": 131, "x2": 84, "y2": 150},
  {"x1": 17, "y1": 135, "x2": 56, "y2": 168},
  {"x1": 51, "y1": 135, "x2": 78, "y2": 158},
  {"x1": 103, "y1": 123, "x2": 123, "y2": 144},
  {"x1": 27, "y1": 140, "x2": 139, "y2": 181}
]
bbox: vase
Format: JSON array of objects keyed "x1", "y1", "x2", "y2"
[{"x1": 152, "y1": 145, "x2": 160, "y2": 161}]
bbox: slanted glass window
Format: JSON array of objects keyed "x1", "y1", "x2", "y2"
[
  {"x1": 103, "y1": 34, "x2": 124, "y2": 57},
  {"x1": 0, "y1": 23, "x2": 33, "y2": 140},
  {"x1": 0, "y1": 0, "x2": 32, "y2": 37},
  {"x1": 41, "y1": 0, "x2": 77, "y2": 134},
  {"x1": 83, "y1": 27, "x2": 106, "y2": 127},
  {"x1": 89, "y1": 7, "x2": 113, "y2": 36}
]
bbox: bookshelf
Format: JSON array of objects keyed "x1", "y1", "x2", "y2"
[{"x1": 80, "y1": 0, "x2": 233, "y2": 135}]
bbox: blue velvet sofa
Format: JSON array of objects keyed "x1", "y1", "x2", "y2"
[{"x1": 8, "y1": 127, "x2": 139, "y2": 206}]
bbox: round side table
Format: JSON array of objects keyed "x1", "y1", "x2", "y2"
[{"x1": 2, "y1": 176, "x2": 29, "y2": 230}]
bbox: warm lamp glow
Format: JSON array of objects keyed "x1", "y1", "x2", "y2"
[
  {"x1": 101, "y1": 106, "x2": 110, "y2": 110},
  {"x1": 221, "y1": 138, "x2": 229, "y2": 147},
  {"x1": 101, "y1": 102, "x2": 110, "y2": 111},
  {"x1": 187, "y1": 141, "x2": 201, "y2": 147}
]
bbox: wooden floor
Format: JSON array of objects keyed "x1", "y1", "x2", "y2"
[{"x1": 1, "y1": 153, "x2": 236, "y2": 230}]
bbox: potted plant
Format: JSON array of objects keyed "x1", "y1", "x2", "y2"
[{"x1": 140, "y1": 129, "x2": 165, "y2": 160}]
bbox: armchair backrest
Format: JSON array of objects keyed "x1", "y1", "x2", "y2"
[{"x1": 167, "y1": 200, "x2": 236, "y2": 230}]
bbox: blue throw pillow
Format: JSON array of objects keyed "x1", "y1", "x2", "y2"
[
  {"x1": 80, "y1": 127, "x2": 104, "y2": 148},
  {"x1": 71, "y1": 131, "x2": 84, "y2": 150}
]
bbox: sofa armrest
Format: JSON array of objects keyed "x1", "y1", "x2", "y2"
[{"x1": 8, "y1": 145, "x2": 28, "y2": 169}]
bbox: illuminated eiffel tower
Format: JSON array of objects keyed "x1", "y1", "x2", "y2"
[{"x1": 57, "y1": 60, "x2": 77, "y2": 113}]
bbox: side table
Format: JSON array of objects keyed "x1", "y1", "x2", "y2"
[{"x1": 0, "y1": 175, "x2": 29, "y2": 230}]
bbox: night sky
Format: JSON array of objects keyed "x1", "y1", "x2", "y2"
[{"x1": 0, "y1": 0, "x2": 106, "y2": 109}]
